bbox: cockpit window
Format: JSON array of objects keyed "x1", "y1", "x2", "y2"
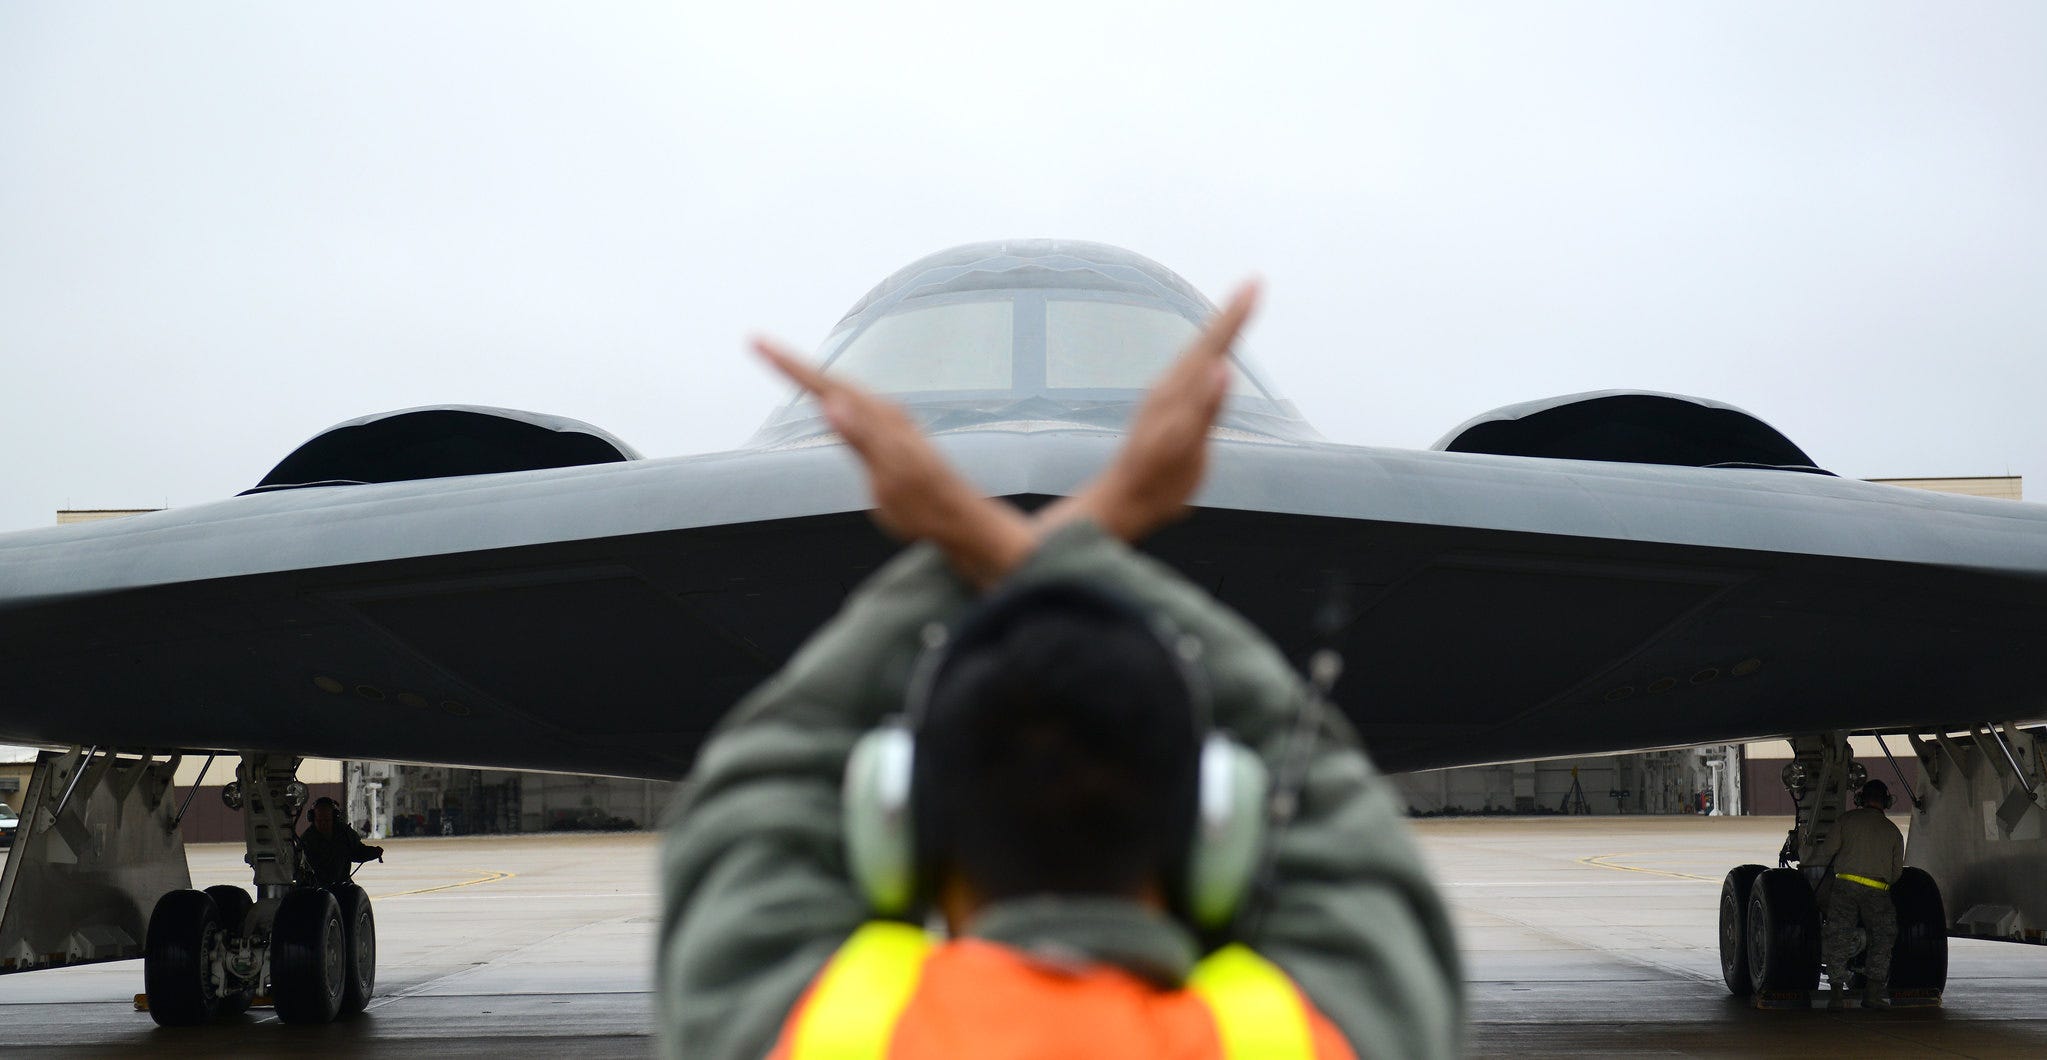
[
  {"x1": 817, "y1": 294, "x2": 1266, "y2": 398},
  {"x1": 1045, "y1": 300, "x2": 1264, "y2": 394},
  {"x1": 825, "y1": 300, "x2": 1014, "y2": 394}
]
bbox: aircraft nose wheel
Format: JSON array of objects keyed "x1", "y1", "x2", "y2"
[{"x1": 270, "y1": 889, "x2": 347, "y2": 1024}]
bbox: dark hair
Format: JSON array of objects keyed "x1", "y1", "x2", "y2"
[
  {"x1": 1860, "y1": 780, "x2": 1890, "y2": 804},
  {"x1": 912, "y1": 582, "x2": 1200, "y2": 904}
]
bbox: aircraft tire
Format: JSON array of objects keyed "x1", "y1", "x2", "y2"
[
  {"x1": 144, "y1": 889, "x2": 222, "y2": 1027},
  {"x1": 1889, "y1": 867, "x2": 1948, "y2": 992},
  {"x1": 270, "y1": 888, "x2": 346, "y2": 1024},
  {"x1": 1717, "y1": 864, "x2": 1767, "y2": 995},
  {"x1": 334, "y1": 884, "x2": 377, "y2": 1017},
  {"x1": 1746, "y1": 868, "x2": 1821, "y2": 992},
  {"x1": 200, "y1": 885, "x2": 257, "y2": 1016}
]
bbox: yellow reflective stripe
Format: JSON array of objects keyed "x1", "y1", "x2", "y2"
[
  {"x1": 1839, "y1": 873, "x2": 1891, "y2": 891},
  {"x1": 789, "y1": 921, "x2": 934, "y2": 1060},
  {"x1": 1188, "y1": 944, "x2": 1317, "y2": 1060}
]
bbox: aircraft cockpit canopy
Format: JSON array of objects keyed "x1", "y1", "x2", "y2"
[{"x1": 748, "y1": 240, "x2": 1320, "y2": 448}]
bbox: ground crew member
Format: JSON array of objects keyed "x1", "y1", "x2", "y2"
[
  {"x1": 659, "y1": 286, "x2": 1462, "y2": 1058},
  {"x1": 300, "y1": 796, "x2": 384, "y2": 888},
  {"x1": 1815, "y1": 778, "x2": 1904, "y2": 1009}
]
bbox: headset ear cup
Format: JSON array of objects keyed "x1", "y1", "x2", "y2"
[
  {"x1": 1184, "y1": 734, "x2": 1269, "y2": 930},
  {"x1": 843, "y1": 726, "x2": 918, "y2": 916}
]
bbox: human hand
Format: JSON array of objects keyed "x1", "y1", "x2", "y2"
[
  {"x1": 1040, "y1": 281, "x2": 1259, "y2": 542},
  {"x1": 754, "y1": 338, "x2": 1036, "y2": 588}
]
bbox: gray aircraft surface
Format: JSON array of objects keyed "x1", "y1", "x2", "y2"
[{"x1": 1, "y1": 240, "x2": 2043, "y2": 1023}]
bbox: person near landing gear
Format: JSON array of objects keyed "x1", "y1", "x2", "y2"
[
  {"x1": 300, "y1": 796, "x2": 384, "y2": 888},
  {"x1": 1816, "y1": 779, "x2": 1904, "y2": 1009}
]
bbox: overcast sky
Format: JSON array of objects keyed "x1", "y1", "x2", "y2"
[{"x1": 3, "y1": 3, "x2": 2043, "y2": 533}]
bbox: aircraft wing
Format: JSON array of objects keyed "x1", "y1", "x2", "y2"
[{"x1": 3, "y1": 429, "x2": 2044, "y2": 778}]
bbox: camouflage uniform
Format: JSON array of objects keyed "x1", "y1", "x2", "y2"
[
  {"x1": 1814, "y1": 803, "x2": 1904, "y2": 989},
  {"x1": 1822, "y1": 878, "x2": 1896, "y2": 983}
]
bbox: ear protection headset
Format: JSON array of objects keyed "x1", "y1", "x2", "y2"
[
  {"x1": 1859, "y1": 779, "x2": 1895, "y2": 810},
  {"x1": 842, "y1": 583, "x2": 1269, "y2": 931}
]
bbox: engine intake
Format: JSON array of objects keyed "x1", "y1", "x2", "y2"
[
  {"x1": 1433, "y1": 390, "x2": 1826, "y2": 473},
  {"x1": 250, "y1": 405, "x2": 640, "y2": 493}
]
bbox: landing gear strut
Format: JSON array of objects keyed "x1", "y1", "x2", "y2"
[{"x1": 142, "y1": 754, "x2": 378, "y2": 1026}]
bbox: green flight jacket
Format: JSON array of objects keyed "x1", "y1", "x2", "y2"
[{"x1": 658, "y1": 522, "x2": 1463, "y2": 1059}]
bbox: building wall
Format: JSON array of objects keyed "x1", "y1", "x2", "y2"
[
  {"x1": 173, "y1": 781, "x2": 344, "y2": 845},
  {"x1": 55, "y1": 508, "x2": 163, "y2": 525},
  {"x1": 516, "y1": 772, "x2": 675, "y2": 833},
  {"x1": 1393, "y1": 746, "x2": 1740, "y2": 816},
  {"x1": 345, "y1": 763, "x2": 675, "y2": 839},
  {"x1": 1740, "y1": 737, "x2": 1920, "y2": 816},
  {"x1": 1865, "y1": 476, "x2": 2022, "y2": 500},
  {"x1": 0, "y1": 756, "x2": 34, "y2": 809},
  {"x1": 169, "y1": 755, "x2": 345, "y2": 844}
]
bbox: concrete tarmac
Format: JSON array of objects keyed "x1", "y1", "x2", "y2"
[
  {"x1": 0, "y1": 817, "x2": 2043, "y2": 1057},
  {"x1": 1439, "y1": 816, "x2": 2047, "y2": 1058}
]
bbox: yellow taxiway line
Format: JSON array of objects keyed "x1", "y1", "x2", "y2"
[
  {"x1": 1577, "y1": 851, "x2": 1718, "y2": 882},
  {"x1": 371, "y1": 868, "x2": 515, "y2": 900}
]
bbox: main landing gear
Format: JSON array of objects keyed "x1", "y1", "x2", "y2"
[
  {"x1": 1716, "y1": 731, "x2": 1946, "y2": 1007},
  {"x1": 142, "y1": 754, "x2": 378, "y2": 1026}
]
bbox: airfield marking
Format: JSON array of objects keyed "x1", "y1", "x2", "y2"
[
  {"x1": 372, "y1": 868, "x2": 516, "y2": 900},
  {"x1": 1577, "y1": 851, "x2": 1718, "y2": 882}
]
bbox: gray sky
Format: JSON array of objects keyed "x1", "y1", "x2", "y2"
[{"x1": 3, "y1": 3, "x2": 2043, "y2": 533}]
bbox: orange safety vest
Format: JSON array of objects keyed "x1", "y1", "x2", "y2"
[{"x1": 771, "y1": 922, "x2": 1357, "y2": 1060}]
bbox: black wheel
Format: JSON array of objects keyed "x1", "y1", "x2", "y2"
[
  {"x1": 1747, "y1": 868, "x2": 1821, "y2": 992},
  {"x1": 270, "y1": 888, "x2": 346, "y2": 1024},
  {"x1": 1890, "y1": 867, "x2": 1948, "y2": 992},
  {"x1": 334, "y1": 884, "x2": 377, "y2": 1016},
  {"x1": 200, "y1": 886, "x2": 256, "y2": 1016},
  {"x1": 1718, "y1": 864, "x2": 1767, "y2": 995},
  {"x1": 144, "y1": 889, "x2": 221, "y2": 1027}
]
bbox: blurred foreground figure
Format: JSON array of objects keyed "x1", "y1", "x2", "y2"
[{"x1": 660, "y1": 285, "x2": 1462, "y2": 1059}]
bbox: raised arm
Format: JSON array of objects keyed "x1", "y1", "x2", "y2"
[{"x1": 752, "y1": 338, "x2": 1036, "y2": 589}]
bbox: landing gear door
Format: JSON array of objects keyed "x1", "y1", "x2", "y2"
[{"x1": 0, "y1": 749, "x2": 190, "y2": 973}]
